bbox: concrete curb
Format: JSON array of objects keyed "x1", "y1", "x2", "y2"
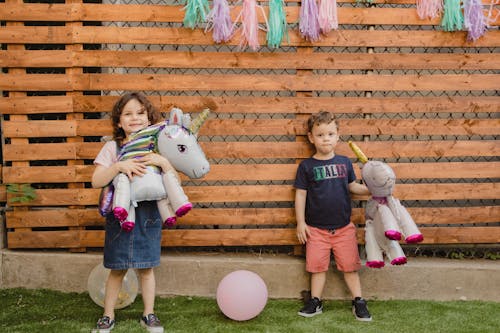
[{"x1": 1, "y1": 249, "x2": 499, "y2": 301}]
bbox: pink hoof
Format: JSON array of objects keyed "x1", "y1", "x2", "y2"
[
  {"x1": 175, "y1": 202, "x2": 192, "y2": 217},
  {"x1": 391, "y1": 256, "x2": 407, "y2": 265},
  {"x1": 366, "y1": 261, "x2": 385, "y2": 268},
  {"x1": 164, "y1": 216, "x2": 177, "y2": 227},
  {"x1": 113, "y1": 207, "x2": 128, "y2": 221},
  {"x1": 385, "y1": 230, "x2": 402, "y2": 241},
  {"x1": 120, "y1": 221, "x2": 135, "y2": 232},
  {"x1": 406, "y1": 234, "x2": 424, "y2": 244}
]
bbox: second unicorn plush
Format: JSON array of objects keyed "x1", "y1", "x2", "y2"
[
  {"x1": 113, "y1": 108, "x2": 210, "y2": 231},
  {"x1": 349, "y1": 141, "x2": 424, "y2": 268}
]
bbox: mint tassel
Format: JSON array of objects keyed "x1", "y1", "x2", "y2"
[
  {"x1": 183, "y1": 0, "x2": 210, "y2": 29},
  {"x1": 441, "y1": 0, "x2": 464, "y2": 31},
  {"x1": 267, "y1": 0, "x2": 288, "y2": 48}
]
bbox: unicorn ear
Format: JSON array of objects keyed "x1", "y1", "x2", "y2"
[
  {"x1": 169, "y1": 107, "x2": 184, "y2": 125},
  {"x1": 182, "y1": 113, "x2": 192, "y2": 129}
]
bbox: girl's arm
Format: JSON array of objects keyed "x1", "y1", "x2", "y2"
[
  {"x1": 141, "y1": 153, "x2": 180, "y2": 180},
  {"x1": 91, "y1": 158, "x2": 148, "y2": 188}
]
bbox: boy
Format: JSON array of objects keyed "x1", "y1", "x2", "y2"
[{"x1": 294, "y1": 111, "x2": 372, "y2": 321}]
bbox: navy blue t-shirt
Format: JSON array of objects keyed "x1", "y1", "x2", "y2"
[{"x1": 294, "y1": 155, "x2": 356, "y2": 230}]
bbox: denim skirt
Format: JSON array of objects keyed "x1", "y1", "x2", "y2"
[{"x1": 103, "y1": 201, "x2": 162, "y2": 270}]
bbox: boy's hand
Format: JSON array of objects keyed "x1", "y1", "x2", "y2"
[{"x1": 296, "y1": 223, "x2": 310, "y2": 244}]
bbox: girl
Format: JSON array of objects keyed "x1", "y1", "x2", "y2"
[{"x1": 92, "y1": 92, "x2": 175, "y2": 332}]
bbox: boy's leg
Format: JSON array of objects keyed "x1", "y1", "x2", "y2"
[
  {"x1": 330, "y1": 223, "x2": 372, "y2": 321},
  {"x1": 311, "y1": 271, "x2": 327, "y2": 299},
  {"x1": 344, "y1": 271, "x2": 372, "y2": 322},
  {"x1": 343, "y1": 271, "x2": 362, "y2": 299},
  {"x1": 298, "y1": 271, "x2": 325, "y2": 317}
]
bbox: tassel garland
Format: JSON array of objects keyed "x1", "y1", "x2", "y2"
[
  {"x1": 183, "y1": 0, "x2": 210, "y2": 29},
  {"x1": 441, "y1": 0, "x2": 464, "y2": 31},
  {"x1": 234, "y1": 0, "x2": 263, "y2": 51},
  {"x1": 299, "y1": 0, "x2": 321, "y2": 42},
  {"x1": 205, "y1": 0, "x2": 233, "y2": 43},
  {"x1": 318, "y1": 0, "x2": 338, "y2": 34},
  {"x1": 267, "y1": 0, "x2": 288, "y2": 48},
  {"x1": 416, "y1": 0, "x2": 443, "y2": 19},
  {"x1": 463, "y1": 0, "x2": 488, "y2": 41}
]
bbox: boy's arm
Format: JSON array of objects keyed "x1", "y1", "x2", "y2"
[
  {"x1": 295, "y1": 188, "x2": 310, "y2": 244},
  {"x1": 348, "y1": 181, "x2": 371, "y2": 196}
]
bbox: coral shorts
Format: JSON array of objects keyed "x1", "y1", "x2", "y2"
[{"x1": 305, "y1": 223, "x2": 361, "y2": 273}]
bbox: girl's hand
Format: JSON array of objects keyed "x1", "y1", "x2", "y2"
[
  {"x1": 141, "y1": 153, "x2": 181, "y2": 181},
  {"x1": 117, "y1": 158, "x2": 148, "y2": 180}
]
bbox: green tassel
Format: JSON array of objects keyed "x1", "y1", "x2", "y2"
[
  {"x1": 441, "y1": 0, "x2": 464, "y2": 32},
  {"x1": 183, "y1": 0, "x2": 210, "y2": 29},
  {"x1": 267, "y1": 0, "x2": 289, "y2": 48}
]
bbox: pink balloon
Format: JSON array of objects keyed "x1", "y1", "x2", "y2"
[{"x1": 216, "y1": 270, "x2": 268, "y2": 321}]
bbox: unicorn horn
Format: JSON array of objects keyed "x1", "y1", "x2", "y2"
[
  {"x1": 189, "y1": 108, "x2": 210, "y2": 134},
  {"x1": 348, "y1": 141, "x2": 369, "y2": 164}
]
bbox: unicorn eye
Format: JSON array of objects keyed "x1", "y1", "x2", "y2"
[{"x1": 177, "y1": 144, "x2": 187, "y2": 153}]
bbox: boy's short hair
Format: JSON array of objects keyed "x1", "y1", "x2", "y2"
[{"x1": 307, "y1": 111, "x2": 338, "y2": 133}]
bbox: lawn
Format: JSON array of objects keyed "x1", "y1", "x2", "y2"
[{"x1": 0, "y1": 288, "x2": 499, "y2": 333}]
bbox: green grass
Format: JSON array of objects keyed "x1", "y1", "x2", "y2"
[{"x1": 1, "y1": 288, "x2": 499, "y2": 333}]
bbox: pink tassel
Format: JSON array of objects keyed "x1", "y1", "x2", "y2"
[
  {"x1": 464, "y1": 0, "x2": 488, "y2": 41},
  {"x1": 234, "y1": 0, "x2": 261, "y2": 51},
  {"x1": 318, "y1": 0, "x2": 338, "y2": 34},
  {"x1": 299, "y1": 0, "x2": 321, "y2": 42},
  {"x1": 416, "y1": 0, "x2": 443, "y2": 19},
  {"x1": 205, "y1": 0, "x2": 233, "y2": 43}
]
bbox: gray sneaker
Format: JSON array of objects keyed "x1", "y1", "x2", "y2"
[
  {"x1": 298, "y1": 297, "x2": 323, "y2": 317},
  {"x1": 352, "y1": 297, "x2": 372, "y2": 322},
  {"x1": 140, "y1": 313, "x2": 164, "y2": 333}
]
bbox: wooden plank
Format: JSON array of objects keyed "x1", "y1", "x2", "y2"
[
  {"x1": 3, "y1": 120, "x2": 77, "y2": 137},
  {"x1": 4, "y1": 162, "x2": 500, "y2": 184},
  {"x1": 2, "y1": 73, "x2": 499, "y2": 92},
  {"x1": 4, "y1": 140, "x2": 499, "y2": 161},
  {"x1": 3, "y1": 50, "x2": 500, "y2": 70},
  {"x1": 5, "y1": 206, "x2": 500, "y2": 228},
  {"x1": 71, "y1": 95, "x2": 500, "y2": 114},
  {"x1": 3, "y1": 165, "x2": 92, "y2": 183},
  {"x1": 0, "y1": 95, "x2": 73, "y2": 114},
  {"x1": 199, "y1": 118, "x2": 500, "y2": 136},
  {"x1": 2, "y1": 26, "x2": 499, "y2": 47},
  {"x1": 5, "y1": 183, "x2": 499, "y2": 207},
  {"x1": 2, "y1": 4, "x2": 498, "y2": 26},
  {"x1": 4, "y1": 118, "x2": 498, "y2": 138},
  {"x1": 7, "y1": 226, "x2": 500, "y2": 249}
]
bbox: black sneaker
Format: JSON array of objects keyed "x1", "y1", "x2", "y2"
[
  {"x1": 352, "y1": 297, "x2": 372, "y2": 322},
  {"x1": 92, "y1": 316, "x2": 115, "y2": 332},
  {"x1": 298, "y1": 297, "x2": 323, "y2": 317},
  {"x1": 140, "y1": 313, "x2": 164, "y2": 333}
]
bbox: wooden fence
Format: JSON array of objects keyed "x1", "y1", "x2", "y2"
[{"x1": 1, "y1": 0, "x2": 499, "y2": 251}]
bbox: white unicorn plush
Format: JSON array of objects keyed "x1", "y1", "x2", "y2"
[
  {"x1": 111, "y1": 108, "x2": 210, "y2": 231},
  {"x1": 349, "y1": 141, "x2": 424, "y2": 268}
]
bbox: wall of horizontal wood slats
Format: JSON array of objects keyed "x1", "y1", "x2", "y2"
[{"x1": 1, "y1": 0, "x2": 499, "y2": 251}]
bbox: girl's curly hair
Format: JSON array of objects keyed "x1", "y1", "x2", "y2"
[{"x1": 111, "y1": 92, "x2": 161, "y2": 146}]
